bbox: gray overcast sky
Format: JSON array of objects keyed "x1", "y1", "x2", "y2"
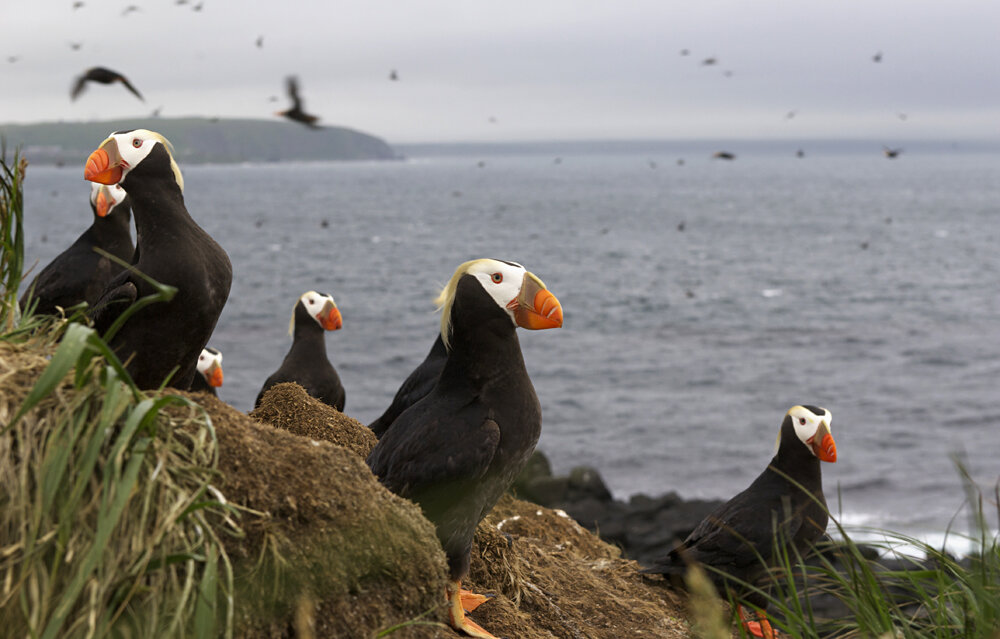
[{"x1": 3, "y1": 0, "x2": 999, "y2": 143}]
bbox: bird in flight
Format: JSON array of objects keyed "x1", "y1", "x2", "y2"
[
  {"x1": 275, "y1": 76, "x2": 321, "y2": 128},
  {"x1": 71, "y1": 66, "x2": 144, "y2": 101}
]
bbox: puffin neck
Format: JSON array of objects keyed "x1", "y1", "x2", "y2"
[
  {"x1": 291, "y1": 303, "x2": 327, "y2": 343},
  {"x1": 89, "y1": 202, "x2": 132, "y2": 242},
  {"x1": 441, "y1": 279, "x2": 525, "y2": 384},
  {"x1": 122, "y1": 171, "x2": 191, "y2": 240},
  {"x1": 770, "y1": 419, "x2": 822, "y2": 480}
]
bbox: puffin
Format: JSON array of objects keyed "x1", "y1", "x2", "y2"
[
  {"x1": 71, "y1": 66, "x2": 144, "y2": 101},
  {"x1": 275, "y1": 76, "x2": 320, "y2": 129},
  {"x1": 641, "y1": 405, "x2": 838, "y2": 639},
  {"x1": 84, "y1": 129, "x2": 233, "y2": 391},
  {"x1": 366, "y1": 258, "x2": 563, "y2": 639},
  {"x1": 368, "y1": 333, "x2": 447, "y2": 438},
  {"x1": 189, "y1": 346, "x2": 223, "y2": 395},
  {"x1": 255, "y1": 291, "x2": 344, "y2": 410},
  {"x1": 20, "y1": 182, "x2": 133, "y2": 316}
]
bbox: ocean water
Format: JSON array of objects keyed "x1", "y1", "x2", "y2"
[{"x1": 18, "y1": 143, "x2": 1000, "y2": 544}]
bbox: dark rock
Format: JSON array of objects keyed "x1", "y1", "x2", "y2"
[
  {"x1": 517, "y1": 476, "x2": 569, "y2": 506},
  {"x1": 509, "y1": 450, "x2": 722, "y2": 567},
  {"x1": 567, "y1": 466, "x2": 613, "y2": 502},
  {"x1": 518, "y1": 450, "x2": 553, "y2": 483}
]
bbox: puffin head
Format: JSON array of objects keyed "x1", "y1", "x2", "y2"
[
  {"x1": 780, "y1": 405, "x2": 837, "y2": 462},
  {"x1": 90, "y1": 182, "x2": 129, "y2": 218},
  {"x1": 196, "y1": 347, "x2": 224, "y2": 388},
  {"x1": 291, "y1": 291, "x2": 342, "y2": 333},
  {"x1": 84, "y1": 129, "x2": 184, "y2": 191},
  {"x1": 434, "y1": 258, "x2": 563, "y2": 350}
]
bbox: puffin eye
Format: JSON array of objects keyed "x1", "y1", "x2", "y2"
[
  {"x1": 491, "y1": 273, "x2": 503, "y2": 283},
  {"x1": 799, "y1": 417, "x2": 807, "y2": 426},
  {"x1": 308, "y1": 298, "x2": 315, "y2": 305},
  {"x1": 132, "y1": 138, "x2": 142, "y2": 148}
]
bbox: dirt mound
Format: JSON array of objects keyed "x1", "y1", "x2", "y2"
[
  {"x1": 173, "y1": 389, "x2": 451, "y2": 637},
  {"x1": 248, "y1": 381, "x2": 377, "y2": 459},
  {"x1": 464, "y1": 495, "x2": 691, "y2": 639}
]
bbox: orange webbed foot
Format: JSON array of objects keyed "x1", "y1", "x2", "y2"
[{"x1": 447, "y1": 580, "x2": 498, "y2": 638}]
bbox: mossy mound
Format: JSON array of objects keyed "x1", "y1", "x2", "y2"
[
  {"x1": 249, "y1": 381, "x2": 377, "y2": 459},
  {"x1": 174, "y1": 390, "x2": 450, "y2": 637}
]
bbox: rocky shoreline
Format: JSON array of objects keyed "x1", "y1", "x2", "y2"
[{"x1": 512, "y1": 450, "x2": 724, "y2": 569}]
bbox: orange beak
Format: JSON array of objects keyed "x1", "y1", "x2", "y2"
[
  {"x1": 95, "y1": 186, "x2": 111, "y2": 217},
  {"x1": 317, "y1": 301, "x2": 342, "y2": 331},
  {"x1": 206, "y1": 362, "x2": 224, "y2": 388},
  {"x1": 808, "y1": 422, "x2": 837, "y2": 463},
  {"x1": 509, "y1": 272, "x2": 563, "y2": 330},
  {"x1": 84, "y1": 139, "x2": 124, "y2": 185}
]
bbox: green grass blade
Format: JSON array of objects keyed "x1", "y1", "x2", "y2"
[{"x1": 6, "y1": 323, "x2": 93, "y2": 429}]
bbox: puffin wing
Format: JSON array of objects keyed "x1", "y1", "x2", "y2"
[
  {"x1": 88, "y1": 270, "x2": 137, "y2": 335},
  {"x1": 116, "y1": 74, "x2": 144, "y2": 101},
  {"x1": 70, "y1": 74, "x2": 88, "y2": 100},
  {"x1": 367, "y1": 400, "x2": 500, "y2": 500},
  {"x1": 286, "y1": 76, "x2": 303, "y2": 111},
  {"x1": 369, "y1": 336, "x2": 447, "y2": 438},
  {"x1": 683, "y1": 490, "x2": 807, "y2": 575}
]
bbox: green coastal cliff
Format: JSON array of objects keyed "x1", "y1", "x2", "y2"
[{"x1": 0, "y1": 118, "x2": 398, "y2": 164}]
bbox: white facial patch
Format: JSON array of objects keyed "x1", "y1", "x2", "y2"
[
  {"x1": 788, "y1": 405, "x2": 832, "y2": 447},
  {"x1": 299, "y1": 290, "x2": 336, "y2": 326},
  {"x1": 197, "y1": 347, "x2": 222, "y2": 374},
  {"x1": 110, "y1": 129, "x2": 159, "y2": 172},
  {"x1": 109, "y1": 183, "x2": 128, "y2": 209},
  {"x1": 104, "y1": 128, "x2": 184, "y2": 190},
  {"x1": 466, "y1": 259, "x2": 527, "y2": 324}
]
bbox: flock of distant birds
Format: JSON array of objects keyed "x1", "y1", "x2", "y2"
[{"x1": 5, "y1": 3, "x2": 909, "y2": 162}]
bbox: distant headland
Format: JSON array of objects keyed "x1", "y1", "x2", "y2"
[{"x1": 0, "y1": 118, "x2": 398, "y2": 165}]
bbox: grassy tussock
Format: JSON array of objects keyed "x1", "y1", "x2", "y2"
[
  {"x1": 0, "y1": 150, "x2": 238, "y2": 638},
  {"x1": 697, "y1": 468, "x2": 1000, "y2": 639},
  {"x1": 1, "y1": 144, "x2": 27, "y2": 333}
]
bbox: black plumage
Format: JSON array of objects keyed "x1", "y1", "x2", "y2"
[
  {"x1": 255, "y1": 291, "x2": 344, "y2": 410},
  {"x1": 275, "y1": 76, "x2": 320, "y2": 128},
  {"x1": 20, "y1": 183, "x2": 133, "y2": 316},
  {"x1": 368, "y1": 334, "x2": 446, "y2": 438},
  {"x1": 642, "y1": 405, "x2": 837, "y2": 638},
  {"x1": 85, "y1": 129, "x2": 232, "y2": 391},
  {"x1": 71, "y1": 66, "x2": 144, "y2": 101},
  {"x1": 366, "y1": 259, "x2": 562, "y2": 638}
]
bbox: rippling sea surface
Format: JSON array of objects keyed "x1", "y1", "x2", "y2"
[{"x1": 19, "y1": 142, "x2": 1000, "y2": 543}]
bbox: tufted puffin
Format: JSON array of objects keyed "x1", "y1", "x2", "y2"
[
  {"x1": 366, "y1": 258, "x2": 563, "y2": 639},
  {"x1": 84, "y1": 129, "x2": 232, "y2": 391},
  {"x1": 368, "y1": 333, "x2": 447, "y2": 438},
  {"x1": 189, "y1": 346, "x2": 223, "y2": 395},
  {"x1": 641, "y1": 405, "x2": 838, "y2": 639},
  {"x1": 275, "y1": 76, "x2": 321, "y2": 129},
  {"x1": 71, "y1": 66, "x2": 144, "y2": 101},
  {"x1": 255, "y1": 291, "x2": 345, "y2": 410},
  {"x1": 20, "y1": 182, "x2": 133, "y2": 316}
]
